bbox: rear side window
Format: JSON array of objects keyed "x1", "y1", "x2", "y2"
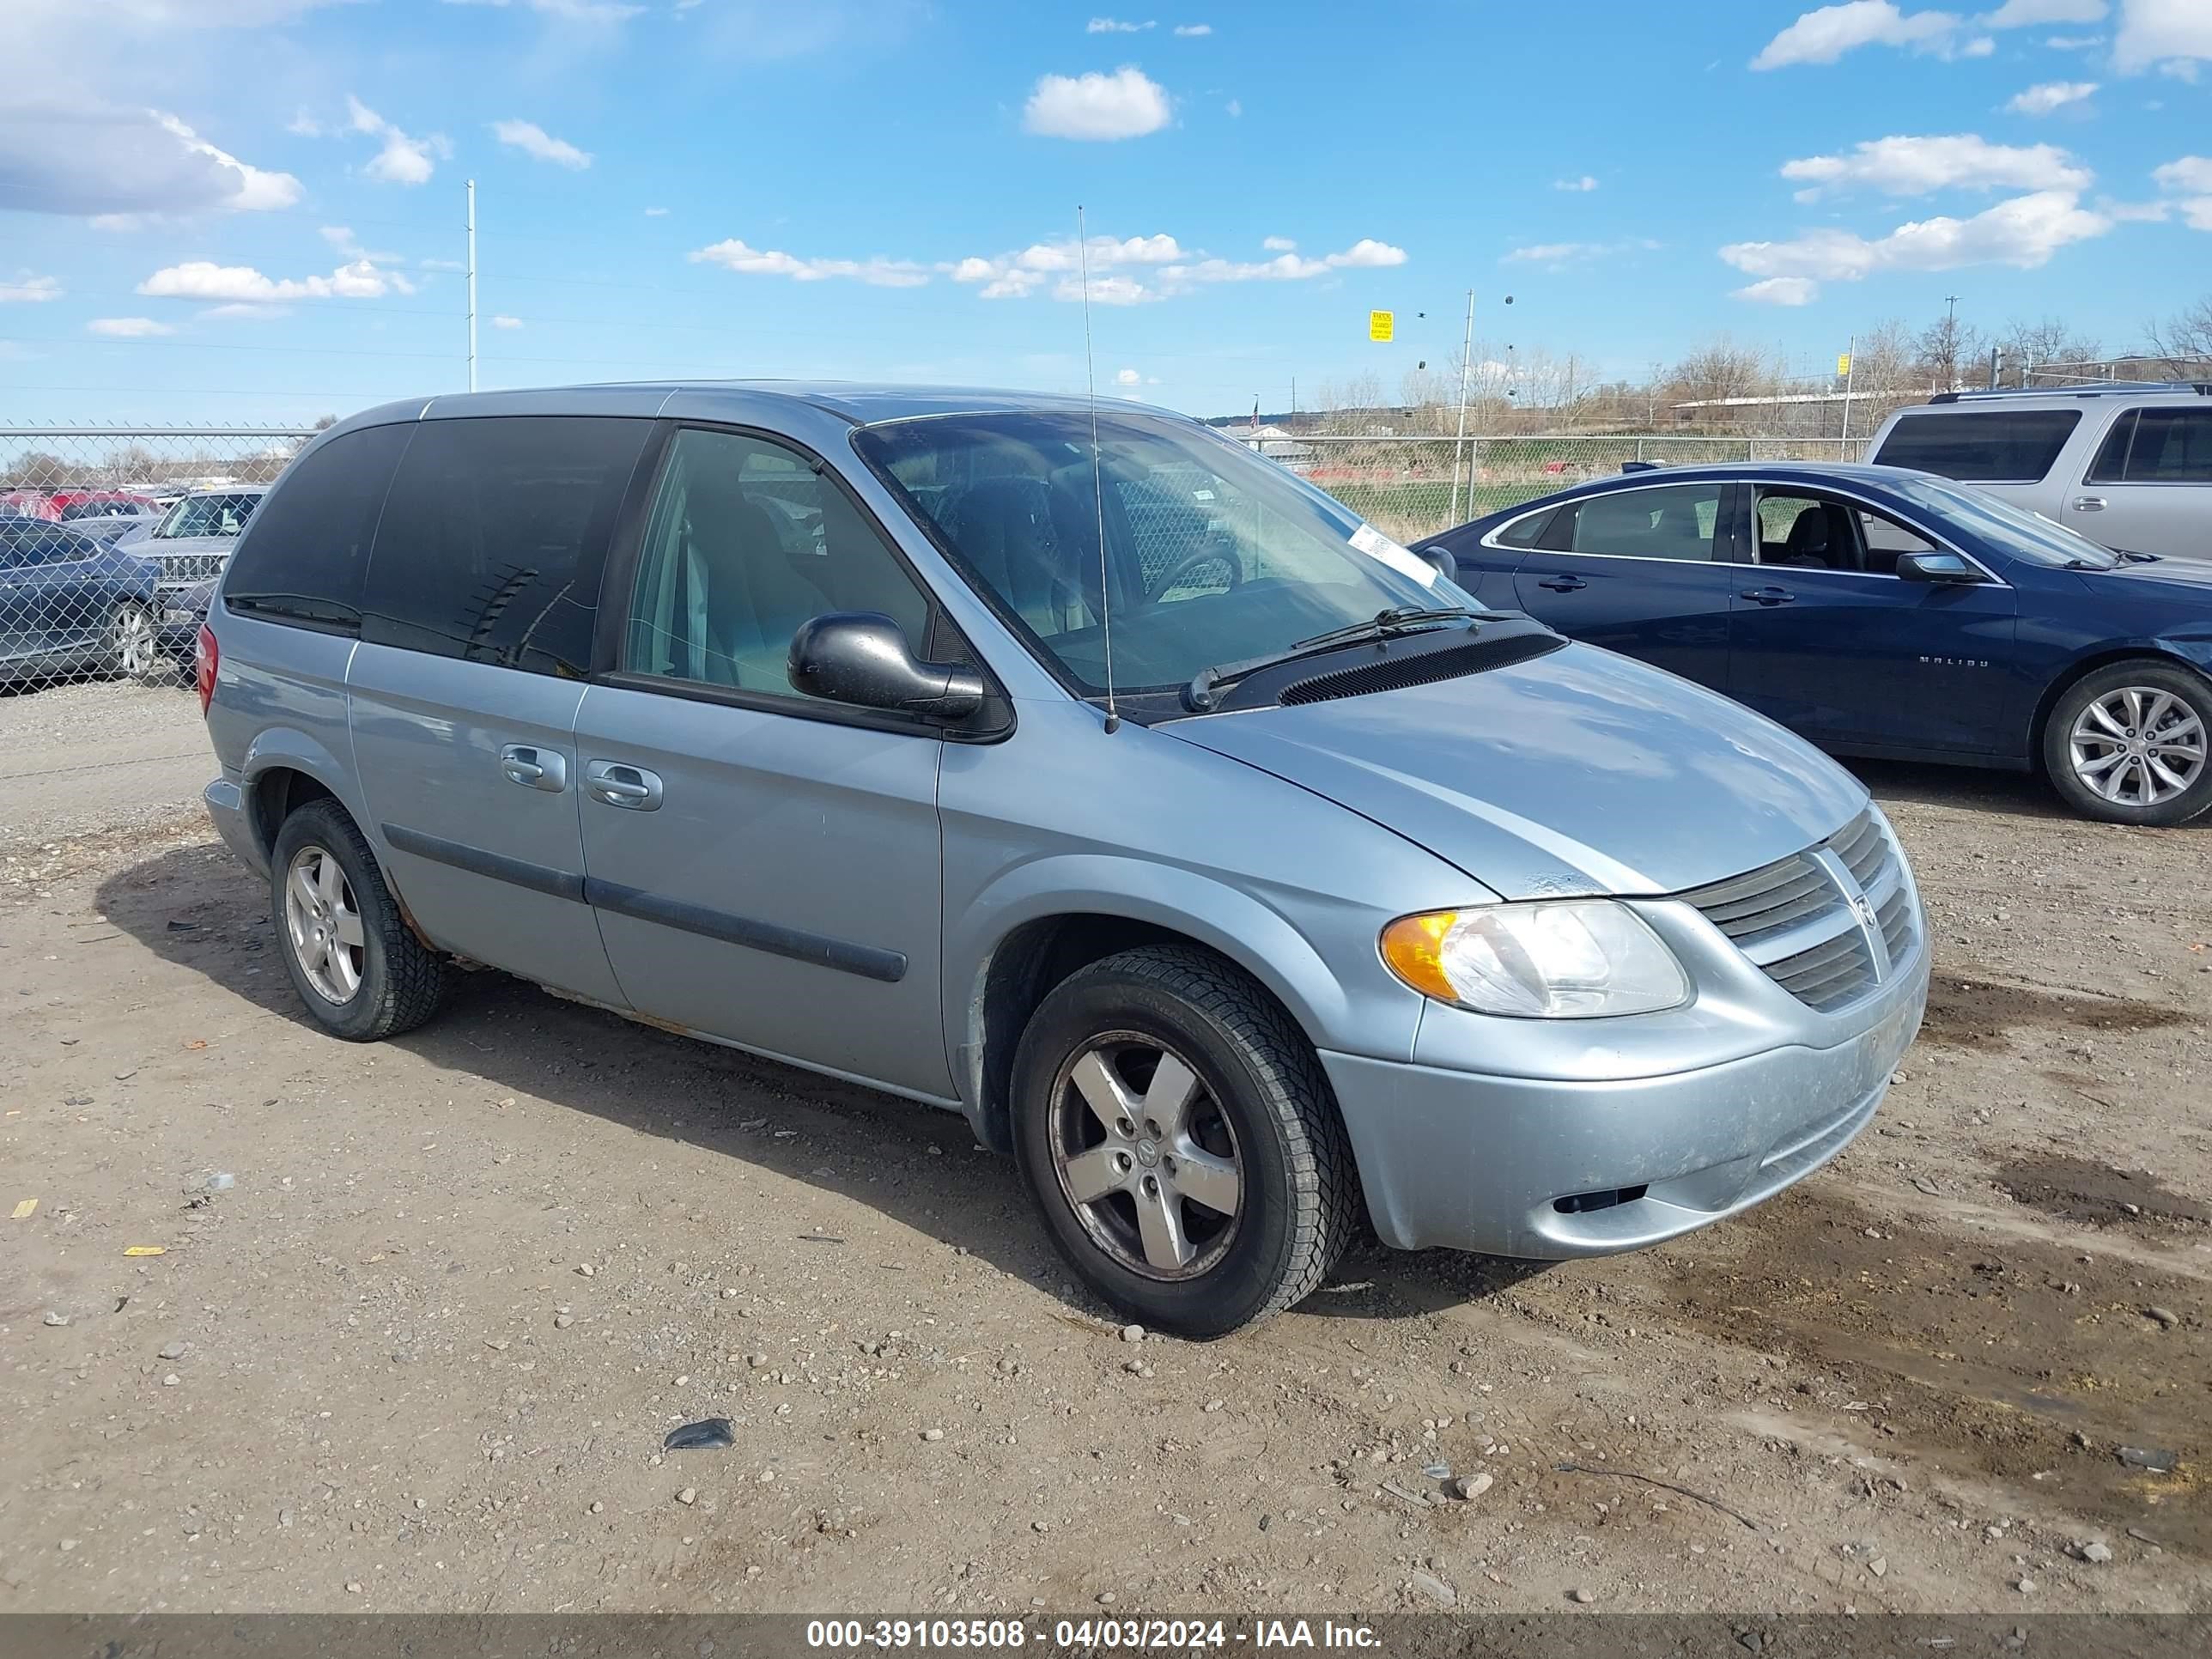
[
  {"x1": 1492, "y1": 506, "x2": 1559, "y2": 549},
  {"x1": 362, "y1": 416, "x2": 651, "y2": 676},
  {"x1": 224, "y1": 423, "x2": 412, "y2": 624},
  {"x1": 1873, "y1": 409, "x2": 2081, "y2": 482},
  {"x1": 1561, "y1": 483, "x2": 1722, "y2": 562}
]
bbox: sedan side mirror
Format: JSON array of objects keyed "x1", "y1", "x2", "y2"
[
  {"x1": 1895, "y1": 550, "x2": 1982, "y2": 584},
  {"x1": 1419, "y1": 545, "x2": 1458, "y2": 584},
  {"x1": 788, "y1": 611, "x2": 986, "y2": 720}
]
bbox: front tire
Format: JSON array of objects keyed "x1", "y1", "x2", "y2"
[
  {"x1": 1011, "y1": 945, "x2": 1355, "y2": 1339},
  {"x1": 270, "y1": 800, "x2": 447, "y2": 1041},
  {"x1": 2043, "y1": 660, "x2": 2212, "y2": 827}
]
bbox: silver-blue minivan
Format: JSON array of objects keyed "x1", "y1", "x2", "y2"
[{"x1": 197, "y1": 384, "x2": 1929, "y2": 1336}]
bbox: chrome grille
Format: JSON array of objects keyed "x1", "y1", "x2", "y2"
[
  {"x1": 157, "y1": 550, "x2": 230, "y2": 589},
  {"x1": 1679, "y1": 807, "x2": 1915, "y2": 1013}
]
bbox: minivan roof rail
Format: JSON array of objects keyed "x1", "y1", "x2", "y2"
[{"x1": 1926, "y1": 382, "x2": 2212, "y2": 404}]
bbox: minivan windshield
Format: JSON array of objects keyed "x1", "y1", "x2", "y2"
[
  {"x1": 852, "y1": 410, "x2": 1449, "y2": 702},
  {"x1": 1890, "y1": 476, "x2": 2120, "y2": 570}
]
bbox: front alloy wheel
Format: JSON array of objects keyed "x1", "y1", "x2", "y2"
[
  {"x1": 1048, "y1": 1036, "x2": 1243, "y2": 1280},
  {"x1": 112, "y1": 603, "x2": 156, "y2": 680},
  {"x1": 2045, "y1": 660, "x2": 2212, "y2": 827}
]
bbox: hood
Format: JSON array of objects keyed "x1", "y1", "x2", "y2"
[
  {"x1": 147, "y1": 534, "x2": 239, "y2": 557},
  {"x1": 2080, "y1": 556, "x2": 2212, "y2": 603},
  {"x1": 1166, "y1": 642, "x2": 1866, "y2": 898}
]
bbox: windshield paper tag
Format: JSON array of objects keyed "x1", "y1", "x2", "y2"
[{"x1": 1350, "y1": 521, "x2": 1437, "y2": 587}]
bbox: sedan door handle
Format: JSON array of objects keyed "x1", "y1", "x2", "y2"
[
  {"x1": 500, "y1": 744, "x2": 568, "y2": 793},
  {"x1": 1740, "y1": 586, "x2": 1796, "y2": 606},
  {"x1": 2072, "y1": 495, "x2": 2106, "y2": 512},
  {"x1": 1535, "y1": 574, "x2": 1588, "y2": 592},
  {"x1": 585, "y1": 760, "x2": 664, "y2": 811}
]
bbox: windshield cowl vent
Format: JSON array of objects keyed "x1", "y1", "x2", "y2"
[{"x1": 1277, "y1": 633, "x2": 1566, "y2": 706}]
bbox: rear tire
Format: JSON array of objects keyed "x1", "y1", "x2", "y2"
[
  {"x1": 270, "y1": 800, "x2": 447, "y2": 1041},
  {"x1": 1011, "y1": 945, "x2": 1355, "y2": 1339},
  {"x1": 2042, "y1": 660, "x2": 2212, "y2": 827}
]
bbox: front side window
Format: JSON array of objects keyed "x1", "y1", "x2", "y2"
[
  {"x1": 155, "y1": 492, "x2": 260, "y2": 540},
  {"x1": 361, "y1": 416, "x2": 651, "y2": 675},
  {"x1": 1752, "y1": 489, "x2": 1937, "y2": 574},
  {"x1": 852, "y1": 410, "x2": 1443, "y2": 700},
  {"x1": 624, "y1": 427, "x2": 931, "y2": 697},
  {"x1": 1872, "y1": 409, "x2": 2081, "y2": 483},
  {"x1": 2120, "y1": 408, "x2": 2212, "y2": 483},
  {"x1": 1561, "y1": 483, "x2": 1722, "y2": 562}
]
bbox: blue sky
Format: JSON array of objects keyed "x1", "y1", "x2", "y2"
[{"x1": 3, "y1": 0, "x2": 2209, "y2": 424}]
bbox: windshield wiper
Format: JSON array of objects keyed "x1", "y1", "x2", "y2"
[{"x1": 1182, "y1": 607, "x2": 1484, "y2": 713}]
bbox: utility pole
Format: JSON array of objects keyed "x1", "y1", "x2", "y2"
[
  {"x1": 466, "y1": 179, "x2": 478, "y2": 394},
  {"x1": 1839, "y1": 334, "x2": 1856, "y2": 447},
  {"x1": 1449, "y1": 289, "x2": 1476, "y2": 523}
]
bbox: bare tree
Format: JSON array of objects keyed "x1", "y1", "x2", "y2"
[{"x1": 2146, "y1": 295, "x2": 2212, "y2": 368}]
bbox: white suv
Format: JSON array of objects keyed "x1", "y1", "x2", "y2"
[{"x1": 1869, "y1": 384, "x2": 2211, "y2": 562}]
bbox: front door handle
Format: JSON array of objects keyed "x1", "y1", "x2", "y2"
[
  {"x1": 1741, "y1": 586, "x2": 1796, "y2": 606},
  {"x1": 500, "y1": 744, "x2": 568, "y2": 793},
  {"x1": 2072, "y1": 495, "x2": 2107, "y2": 512},
  {"x1": 1536, "y1": 574, "x2": 1588, "y2": 592},
  {"x1": 585, "y1": 760, "x2": 664, "y2": 811}
]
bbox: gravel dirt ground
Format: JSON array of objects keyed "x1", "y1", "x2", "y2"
[{"x1": 2, "y1": 685, "x2": 2208, "y2": 1616}]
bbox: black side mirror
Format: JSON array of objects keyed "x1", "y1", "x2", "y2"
[
  {"x1": 788, "y1": 612, "x2": 986, "y2": 720},
  {"x1": 1895, "y1": 550, "x2": 1982, "y2": 584},
  {"x1": 1419, "y1": 545, "x2": 1458, "y2": 584}
]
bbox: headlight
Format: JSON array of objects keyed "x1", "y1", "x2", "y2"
[
  {"x1": 1380, "y1": 901, "x2": 1689, "y2": 1018},
  {"x1": 161, "y1": 606, "x2": 197, "y2": 623}
]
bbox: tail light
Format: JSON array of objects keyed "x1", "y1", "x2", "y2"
[{"x1": 194, "y1": 623, "x2": 218, "y2": 715}]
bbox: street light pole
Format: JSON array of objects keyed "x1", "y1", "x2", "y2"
[
  {"x1": 466, "y1": 179, "x2": 478, "y2": 394},
  {"x1": 1449, "y1": 288, "x2": 1475, "y2": 523}
]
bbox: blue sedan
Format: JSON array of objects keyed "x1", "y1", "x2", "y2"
[
  {"x1": 0, "y1": 518, "x2": 163, "y2": 686},
  {"x1": 1416, "y1": 462, "x2": 2212, "y2": 826}
]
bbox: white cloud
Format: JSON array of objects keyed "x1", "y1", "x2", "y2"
[
  {"x1": 1173, "y1": 21, "x2": 1212, "y2": 34},
  {"x1": 950, "y1": 233, "x2": 1405, "y2": 302},
  {"x1": 690, "y1": 237, "x2": 930, "y2": 287},
  {"x1": 2045, "y1": 33, "x2": 2103, "y2": 47},
  {"x1": 1261, "y1": 234, "x2": 1296, "y2": 251},
  {"x1": 441, "y1": 0, "x2": 644, "y2": 18},
  {"x1": 491, "y1": 313, "x2": 524, "y2": 328},
  {"x1": 1086, "y1": 16, "x2": 1153, "y2": 31},
  {"x1": 491, "y1": 118, "x2": 592, "y2": 168},
  {"x1": 1734, "y1": 276, "x2": 1821, "y2": 305},
  {"x1": 2007, "y1": 79, "x2": 2099, "y2": 112},
  {"x1": 1719, "y1": 188, "x2": 2110, "y2": 300},
  {"x1": 137, "y1": 256, "x2": 418, "y2": 303},
  {"x1": 1961, "y1": 33, "x2": 1996, "y2": 52},
  {"x1": 1752, "y1": 3, "x2": 1961, "y2": 69},
  {"x1": 2153, "y1": 154, "x2": 2212, "y2": 229},
  {"x1": 348, "y1": 95, "x2": 448, "y2": 186},
  {"x1": 0, "y1": 100, "x2": 302, "y2": 220},
  {"x1": 1224, "y1": 97, "x2": 1242, "y2": 117},
  {"x1": 2114, "y1": 0, "x2": 2212, "y2": 73},
  {"x1": 88, "y1": 316, "x2": 173, "y2": 337},
  {"x1": 1978, "y1": 1, "x2": 2105, "y2": 23},
  {"x1": 1023, "y1": 66, "x2": 1171, "y2": 140},
  {"x1": 1502, "y1": 239, "x2": 1660, "y2": 268},
  {"x1": 1782, "y1": 134, "x2": 2091, "y2": 197},
  {"x1": 1115, "y1": 367, "x2": 1141, "y2": 384},
  {"x1": 1, "y1": 274, "x2": 64, "y2": 303},
  {"x1": 644, "y1": 205, "x2": 669, "y2": 216},
  {"x1": 1553, "y1": 174, "x2": 1600, "y2": 191}
]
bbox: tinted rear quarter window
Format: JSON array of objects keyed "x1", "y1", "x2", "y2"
[
  {"x1": 1873, "y1": 409, "x2": 2081, "y2": 482},
  {"x1": 2124, "y1": 408, "x2": 2212, "y2": 483},
  {"x1": 362, "y1": 416, "x2": 651, "y2": 676},
  {"x1": 224, "y1": 422, "x2": 413, "y2": 623}
]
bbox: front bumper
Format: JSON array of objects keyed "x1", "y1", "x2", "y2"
[{"x1": 1320, "y1": 948, "x2": 1927, "y2": 1258}]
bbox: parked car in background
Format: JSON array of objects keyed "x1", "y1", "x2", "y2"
[
  {"x1": 137, "y1": 484, "x2": 264, "y2": 595},
  {"x1": 198, "y1": 383, "x2": 1926, "y2": 1336},
  {"x1": 69, "y1": 509, "x2": 164, "y2": 545},
  {"x1": 1869, "y1": 384, "x2": 2211, "y2": 561},
  {"x1": 1, "y1": 519, "x2": 161, "y2": 684},
  {"x1": 1421, "y1": 461, "x2": 2212, "y2": 826},
  {"x1": 56, "y1": 490, "x2": 162, "y2": 522},
  {"x1": 155, "y1": 575, "x2": 217, "y2": 663},
  {"x1": 0, "y1": 489, "x2": 61, "y2": 521}
]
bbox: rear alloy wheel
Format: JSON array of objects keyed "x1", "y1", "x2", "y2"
[
  {"x1": 2045, "y1": 661, "x2": 2212, "y2": 827},
  {"x1": 112, "y1": 603, "x2": 156, "y2": 680},
  {"x1": 1012, "y1": 945, "x2": 1356, "y2": 1338},
  {"x1": 270, "y1": 800, "x2": 447, "y2": 1041}
]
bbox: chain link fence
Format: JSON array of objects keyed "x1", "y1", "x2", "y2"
[
  {"x1": 1, "y1": 427, "x2": 313, "y2": 694},
  {"x1": 1232, "y1": 433, "x2": 1870, "y2": 544}
]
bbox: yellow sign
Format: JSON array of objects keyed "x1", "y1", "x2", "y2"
[
  {"x1": 1369, "y1": 310, "x2": 1395, "y2": 343},
  {"x1": 1837, "y1": 352, "x2": 1853, "y2": 377}
]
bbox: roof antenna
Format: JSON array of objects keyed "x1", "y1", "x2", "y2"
[{"x1": 1077, "y1": 204, "x2": 1120, "y2": 734}]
